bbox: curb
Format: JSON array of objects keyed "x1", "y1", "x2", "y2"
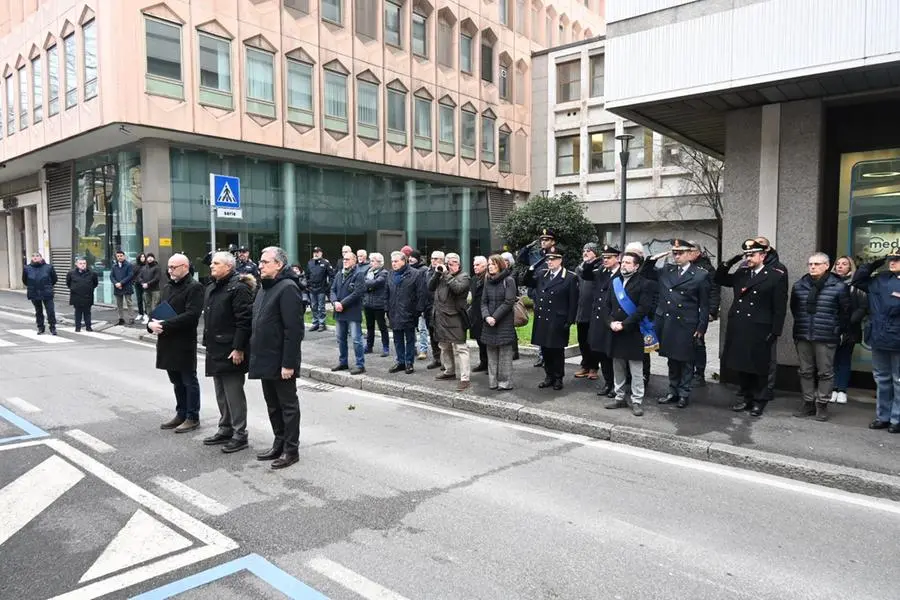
[{"x1": 300, "y1": 366, "x2": 900, "y2": 502}]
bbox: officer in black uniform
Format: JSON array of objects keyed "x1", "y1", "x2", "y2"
[
  {"x1": 517, "y1": 228, "x2": 558, "y2": 368},
  {"x1": 524, "y1": 247, "x2": 578, "y2": 391},
  {"x1": 715, "y1": 239, "x2": 788, "y2": 417},
  {"x1": 652, "y1": 239, "x2": 711, "y2": 408},
  {"x1": 583, "y1": 244, "x2": 620, "y2": 397},
  {"x1": 236, "y1": 246, "x2": 260, "y2": 280},
  {"x1": 688, "y1": 243, "x2": 721, "y2": 386}
]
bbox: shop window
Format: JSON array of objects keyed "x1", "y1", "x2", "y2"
[
  {"x1": 198, "y1": 32, "x2": 232, "y2": 109},
  {"x1": 144, "y1": 17, "x2": 183, "y2": 99},
  {"x1": 47, "y1": 45, "x2": 59, "y2": 116},
  {"x1": 245, "y1": 47, "x2": 275, "y2": 118},
  {"x1": 556, "y1": 135, "x2": 580, "y2": 175},
  {"x1": 83, "y1": 20, "x2": 97, "y2": 100}
]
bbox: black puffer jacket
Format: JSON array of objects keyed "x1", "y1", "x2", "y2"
[
  {"x1": 385, "y1": 265, "x2": 420, "y2": 330},
  {"x1": 789, "y1": 273, "x2": 850, "y2": 343},
  {"x1": 202, "y1": 272, "x2": 255, "y2": 376}
]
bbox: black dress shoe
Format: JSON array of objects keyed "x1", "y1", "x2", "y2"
[
  {"x1": 552, "y1": 379, "x2": 564, "y2": 391},
  {"x1": 309, "y1": 324, "x2": 320, "y2": 332},
  {"x1": 597, "y1": 385, "x2": 613, "y2": 397},
  {"x1": 331, "y1": 364, "x2": 349, "y2": 372},
  {"x1": 364, "y1": 348, "x2": 373, "y2": 354},
  {"x1": 388, "y1": 363, "x2": 405, "y2": 373},
  {"x1": 512, "y1": 352, "x2": 520, "y2": 361},
  {"x1": 889, "y1": 424, "x2": 900, "y2": 434},
  {"x1": 256, "y1": 446, "x2": 284, "y2": 461},
  {"x1": 271, "y1": 453, "x2": 299, "y2": 470},
  {"x1": 222, "y1": 438, "x2": 248, "y2": 453},
  {"x1": 405, "y1": 365, "x2": 415, "y2": 374},
  {"x1": 731, "y1": 400, "x2": 751, "y2": 412},
  {"x1": 202, "y1": 432, "x2": 232, "y2": 446},
  {"x1": 472, "y1": 364, "x2": 488, "y2": 373},
  {"x1": 869, "y1": 420, "x2": 891, "y2": 430},
  {"x1": 658, "y1": 394, "x2": 679, "y2": 405},
  {"x1": 350, "y1": 367, "x2": 365, "y2": 375},
  {"x1": 533, "y1": 359, "x2": 545, "y2": 368},
  {"x1": 426, "y1": 360, "x2": 442, "y2": 370},
  {"x1": 538, "y1": 379, "x2": 553, "y2": 389},
  {"x1": 750, "y1": 401, "x2": 766, "y2": 417},
  {"x1": 676, "y1": 396, "x2": 689, "y2": 409}
]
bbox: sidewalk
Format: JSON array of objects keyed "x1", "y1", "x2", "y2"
[{"x1": 3, "y1": 290, "x2": 898, "y2": 500}]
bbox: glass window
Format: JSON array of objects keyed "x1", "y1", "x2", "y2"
[
  {"x1": 64, "y1": 33, "x2": 77, "y2": 108},
  {"x1": 48, "y1": 45, "x2": 59, "y2": 116},
  {"x1": 83, "y1": 20, "x2": 97, "y2": 100},
  {"x1": 481, "y1": 42, "x2": 493, "y2": 83},
  {"x1": 414, "y1": 97, "x2": 431, "y2": 150},
  {"x1": 460, "y1": 34, "x2": 473, "y2": 73},
  {"x1": 144, "y1": 18, "x2": 182, "y2": 98},
  {"x1": 499, "y1": 130, "x2": 511, "y2": 172},
  {"x1": 531, "y1": 5, "x2": 539, "y2": 41},
  {"x1": 357, "y1": 79, "x2": 378, "y2": 139},
  {"x1": 355, "y1": 0, "x2": 377, "y2": 39},
  {"x1": 437, "y1": 18, "x2": 453, "y2": 67},
  {"x1": 439, "y1": 103, "x2": 454, "y2": 154},
  {"x1": 387, "y1": 87, "x2": 406, "y2": 143},
  {"x1": 481, "y1": 114, "x2": 495, "y2": 163},
  {"x1": 412, "y1": 12, "x2": 428, "y2": 58},
  {"x1": 198, "y1": 33, "x2": 231, "y2": 93},
  {"x1": 323, "y1": 69, "x2": 348, "y2": 132},
  {"x1": 556, "y1": 61, "x2": 579, "y2": 102},
  {"x1": 5, "y1": 76, "x2": 14, "y2": 134},
  {"x1": 516, "y1": 0, "x2": 526, "y2": 35},
  {"x1": 662, "y1": 136, "x2": 682, "y2": 166},
  {"x1": 499, "y1": 66, "x2": 509, "y2": 100},
  {"x1": 286, "y1": 59, "x2": 313, "y2": 126},
  {"x1": 626, "y1": 127, "x2": 654, "y2": 168},
  {"x1": 499, "y1": 0, "x2": 508, "y2": 26},
  {"x1": 18, "y1": 67, "x2": 28, "y2": 130},
  {"x1": 322, "y1": 0, "x2": 342, "y2": 25},
  {"x1": 556, "y1": 135, "x2": 580, "y2": 175},
  {"x1": 461, "y1": 109, "x2": 476, "y2": 159},
  {"x1": 589, "y1": 132, "x2": 614, "y2": 172},
  {"x1": 32, "y1": 56, "x2": 43, "y2": 124},
  {"x1": 590, "y1": 54, "x2": 604, "y2": 97},
  {"x1": 245, "y1": 48, "x2": 275, "y2": 117},
  {"x1": 385, "y1": 1, "x2": 401, "y2": 47}
]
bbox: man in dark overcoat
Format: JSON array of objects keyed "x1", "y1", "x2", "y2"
[
  {"x1": 386, "y1": 251, "x2": 422, "y2": 374},
  {"x1": 517, "y1": 227, "x2": 558, "y2": 368},
  {"x1": 652, "y1": 240, "x2": 711, "y2": 408},
  {"x1": 585, "y1": 245, "x2": 620, "y2": 397},
  {"x1": 524, "y1": 248, "x2": 578, "y2": 391},
  {"x1": 715, "y1": 239, "x2": 788, "y2": 417},
  {"x1": 149, "y1": 253, "x2": 205, "y2": 433},
  {"x1": 469, "y1": 256, "x2": 488, "y2": 372},
  {"x1": 602, "y1": 252, "x2": 654, "y2": 417},
  {"x1": 66, "y1": 257, "x2": 98, "y2": 332}
]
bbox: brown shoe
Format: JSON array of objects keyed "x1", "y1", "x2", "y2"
[
  {"x1": 174, "y1": 419, "x2": 199, "y2": 433},
  {"x1": 573, "y1": 368, "x2": 590, "y2": 378},
  {"x1": 587, "y1": 370, "x2": 599, "y2": 380},
  {"x1": 435, "y1": 373, "x2": 455, "y2": 381},
  {"x1": 271, "y1": 453, "x2": 299, "y2": 470},
  {"x1": 160, "y1": 416, "x2": 185, "y2": 430},
  {"x1": 457, "y1": 381, "x2": 471, "y2": 392}
]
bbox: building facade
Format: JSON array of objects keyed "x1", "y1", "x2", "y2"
[
  {"x1": 531, "y1": 36, "x2": 717, "y2": 255},
  {"x1": 0, "y1": 0, "x2": 606, "y2": 299},
  {"x1": 603, "y1": 0, "x2": 900, "y2": 385}
]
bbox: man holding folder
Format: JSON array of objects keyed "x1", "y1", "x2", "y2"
[{"x1": 148, "y1": 253, "x2": 205, "y2": 433}]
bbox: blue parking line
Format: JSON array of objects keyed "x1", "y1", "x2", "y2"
[
  {"x1": 0, "y1": 405, "x2": 49, "y2": 445},
  {"x1": 130, "y1": 554, "x2": 328, "y2": 600}
]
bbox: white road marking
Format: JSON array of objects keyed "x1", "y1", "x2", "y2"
[
  {"x1": 65, "y1": 429, "x2": 116, "y2": 454},
  {"x1": 308, "y1": 557, "x2": 411, "y2": 600},
  {"x1": 79, "y1": 509, "x2": 193, "y2": 583},
  {"x1": 8, "y1": 329, "x2": 74, "y2": 344},
  {"x1": 150, "y1": 475, "x2": 229, "y2": 516},
  {"x1": 0, "y1": 338, "x2": 16, "y2": 347},
  {"x1": 338, "y1": 387, "x2": 900, "y2": 516},
  {"x1": 0, "y1": 455, "x2": 85, "y2": 546},
  {"x1": 4, "y1": 396, "x2": 41, "y2": 413},
  {"x1": 65, "y1": 328, "x2": 120, "y2": 341},
  {"x1": 121, "y1": 339, "x2": 158, "y2": 349},
  {"x1": 0, "y1": 311, "x2": 38, "y2": 322}
]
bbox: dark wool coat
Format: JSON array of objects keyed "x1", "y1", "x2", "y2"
[
  {"x1": 202, "y1": 272, "x2": 256, "y2": 376},
  {"x1": 66, "y1": 268, "x2": 99, "y2": 307},
  {"x1": 480, "y1": 270, "x2": 517, "y2": 347},
  {"x1": 142, "y1": 261, "x2": 163, "y2": 292},
  {"x1": 110, "y1": 260, "x2": 135, "y2": 296},
  {"x1": 386, "y1": 265, "x2": 421, "y2": 330},
  {"x1": 525, "y1": 267, "x2": 578, "y2": 349},
  {"x1": 595, "y1": 272, "x2": 654, "y2": 362},
  {"x1": 654, "y1": 263, "x2": 711, "y2": 362},
  {"x1": 23, "y1": 261, "x2": 57, "y2": 301},
  {"x1": 715, "y1": 261, "x2": 788, "y2": 376},
  {"x1": 837, "y1": 274, "x2": 867, "y2": 344},
  {"x1": 331, "y1": 266, "x2": 365, "y2": 322},
  {"x1": 363, "y1": 267, "x2": 389, "y2": 310},
  {"x1": 153, "y1": 275, "x2": 205, "y2": 372},
  {"x1": 789, "y1": 273, "x2": 850, "y2": 344},
  {"x1": 249, "y1": 268, "x2": 305, "y2": 379},
  {"x1": 576, "y1": 261, "x2": 601, "y2": 323},
  {"x1": 468, "y1": 273, "x2": 486, "y2": 341},
  {"x1": 429, "y1": 269, "x2": 471, "y2": 344}
]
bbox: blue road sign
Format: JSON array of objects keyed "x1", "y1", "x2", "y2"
[{"x1": 210, "y1": 174, "x2": 241, "y2": 219}]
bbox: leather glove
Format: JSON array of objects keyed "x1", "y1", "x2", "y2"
[{"x1": 725, "y1": 254, "x2": 744, "y2": 267}]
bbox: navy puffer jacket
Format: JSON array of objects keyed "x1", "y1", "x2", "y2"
[
  {"x1": 23, "y1": 261, "x2": 57, "y2": 301},
  {"x1": 789, "y1": 273, "x2": 850, "y2": 343}
]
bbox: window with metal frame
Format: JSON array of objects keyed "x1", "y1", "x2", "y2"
[
  {"x1": 323, "y1": 68, "x2": 348, "y2": 132},
  {"x1": 322, "y1": 0, "x2": 342, "y2": 25},
  {"x1": 47, "y1": 45, "x2": 59, "y2": 116},
  {"x1": 198, "y1": 32, "x2": 231, "y2": 109},
  {"x1": 438, "y1": 102, "x2": 454, "y2": 155},
  {"x1": 481, "y1": 114, "x2": 495, "y2": 163},
  {"x1": 556, "y1": 135, "x2": 580, "y2": 175},
  {"x1": 83, "y1": 20, "x2": 97, "y2": 100},
  {"x1": 589, "y1": 132, "x2": 614, "y2": 173},
  {"x1": 386, "y1": 85, "x2": 407, "y2": 145},
  {"x1": 245, "y1": 47, "x2": 275, "y2": 117},
  {"x1": 357, "y1": 79, "x2": 379, "y2": 140},
  {"x1": 414, "y1": 96, "x2": 432, "y2": 151},
  {"x1": 556, "y1": 61, "x2": 579, "y2": 103},
  {"x1": 590, "y1": 54, "x2": 604, "y2": 98},
  {"x1": 144, "y1": 18, "x2": 182, "y2": 99},
  {"x1": 286, "y1": 58, "x2": 313, "y2": 126},
  {"x1": 412, "y1": 11, "x2": 428, "y2": 58},
  {"x1": 18, "y1": 67, "x2": 28, "y2": 130},
  {"x1": 32, "y1": 56, "x2": 43, "y2": 124},
  {"x1": 64, "y1": 33, "x2": 77, "y2": 107},
  {"x1": 385, "y1": 1, "x2": 402, "y2": 47},
  {"x1": 461, "y1": 108, "x2": 476, "y2": 159},
  {"x1": 460, "y1": 34, "x2": 473, "y2": 73}
]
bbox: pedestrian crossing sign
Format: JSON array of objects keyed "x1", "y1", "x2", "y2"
[{"x1": 210, "y1": 174, "x2": 242, "y2": 219}]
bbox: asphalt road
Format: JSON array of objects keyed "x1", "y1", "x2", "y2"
[{"x1": 1, "y1": 309, "x2": 899, "y2": 600}]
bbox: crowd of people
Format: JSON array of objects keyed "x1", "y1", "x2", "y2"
[{"x1": 17, "y1": 230, "x2": 900, "y2": 469}]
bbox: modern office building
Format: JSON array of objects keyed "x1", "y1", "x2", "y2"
[
  {"x1": 603, "y1": 0, "x2": 900, "y2": 384},
  {"x1": 0, "y1": 0, "x2": 605, "y2": 301},
  {"x1": 531, "y1": 36, "x2": 717, "y2": 254}
]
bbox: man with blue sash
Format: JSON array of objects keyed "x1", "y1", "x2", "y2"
[
  {"x1": 652, "y1": 239, "x2": 711, "y2": 409},
  {"x1": 602, "y1": 252, "x2": 656, "y2": 416}
]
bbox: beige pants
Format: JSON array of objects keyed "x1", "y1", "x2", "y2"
[{"x1": 439, "y1": 341, "x2": 471, "y2": 382}]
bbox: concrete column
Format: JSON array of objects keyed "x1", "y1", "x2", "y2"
[
  {"x1": 281, "y1": 162, "x2": 297, "y2": 263},
  {"x1": 405, "y1": 180, "x2": 417, "y2": 248},
  {"x1": 1, "y1": 213, "x2": 12, "y2": 288},
  {"x1": 757, "y1": 103, "x2": 782, "y2": 247},
  {"x1": 6, "y1": 212, "x2": 20, "y2": 289},
  {"x1": 23, "y1": 206, "x2": 35, "y2": 256},
  {"x1": 460, "y1": 187, "x2": 472, "y2": 268},
  {"x1": 139, "y1": 140, "x2": 172, "y2": 262}
]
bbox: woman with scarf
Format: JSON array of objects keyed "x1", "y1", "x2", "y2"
[
  {"x1": 831, "y1": 256, "x2": 867, "y2": 405},
  {"x1": 480, "y1": 255, "x2": 517, "y2": 390}
]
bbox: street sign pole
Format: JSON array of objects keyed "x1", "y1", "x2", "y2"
[{"x1": 208, "y1": 174, "x2": 217, "y2": 256}]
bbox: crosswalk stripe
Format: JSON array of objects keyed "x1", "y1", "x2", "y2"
[
  {"x1": 0, "y1": 338, "x2": 15, "y2": 347},
  {"x1": 63, "y1": 328, "x2": 120, "y2": 341},
  {"x1": 0, "y1": 455, "x2": 85, "y2": 546},
  {"x1": 65, "y1": 429, "x2": 115, "y2": 454},
  {"x1": 8, "y1": 329, "x2": 74, "y2": 344},
  {"x1": 4, "y1": 397, "x2": 41, "y2": 413}
]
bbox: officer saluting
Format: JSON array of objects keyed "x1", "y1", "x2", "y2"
[
  {"x1": 517, "y1": 228, "x2": 559, "y2": 368},
  {"x1": 584, "y1": 244, "x2": 621, "y2": 397},
  {"x1": 524, "y1": 246, "x2": 578, "y2": 391},
  {"x1": 651, "y1": 240, "x2": 711, "y2": 408},
  {"x1": 715, "y1": 238, "x2": 788, "y2": 417}
]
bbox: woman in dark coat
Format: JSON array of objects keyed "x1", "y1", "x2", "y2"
[
  {"x1": 831, "y1": 256, "x2": 867, "y2": 404},
  {"x1": 480, "y1": 255, "x2": 517, "y2": 390},
  {"x1": 66, "y1": 257, "x2": 99, "y2": 331},
  {"x1": 133, "y1": 253, "x2": 148, "y2": 321}
]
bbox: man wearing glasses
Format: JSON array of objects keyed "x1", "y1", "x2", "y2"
[{"x1": 149, "y1": 254, "x2": 205, "y2": 433}]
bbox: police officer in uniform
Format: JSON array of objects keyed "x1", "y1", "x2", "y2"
[
  {"x1": 236, "y1": 246, "x2": 260, "y2": 280},
  {"x1": 524, "y1": 247, "x2": 578, "y2": 391},
  {"x1": 517, "y1": 228, "x2": 558, "y2": 368},
  {"x1": 652, "y1": 240, "x2": 711, "y2": 408},
  {"x1": 688, "y1": 242, "x2": 721, "y2": 386},
  {"x1": 715, "y1": 239, "x2": 788, "y2": 417},
  {"x1": 583, "y1": 244, "x2": 620, "y2": 397}
]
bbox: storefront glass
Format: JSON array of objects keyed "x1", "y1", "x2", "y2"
[{"x1": 73, "y1": 150, "x2": 143, "y2": 303}]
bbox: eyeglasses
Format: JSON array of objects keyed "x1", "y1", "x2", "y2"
[
  {"x1": 167, "y1": 265, "x2": 186, "y2": 271},
  {"x1": 808, "y1": 262, "x2": 827, "y2": 266}
]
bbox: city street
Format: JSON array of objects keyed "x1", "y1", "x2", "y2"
[{"x1": 1, "y1": 308, "x2": 899, "y2": 600}]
